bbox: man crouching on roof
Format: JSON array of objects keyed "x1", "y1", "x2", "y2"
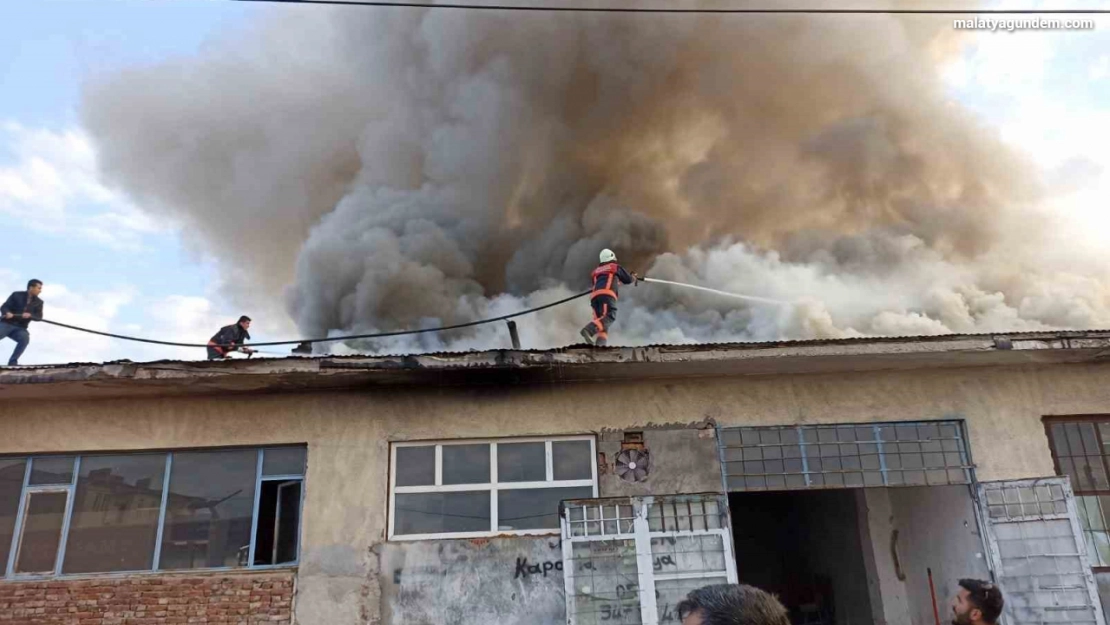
[{"x1": 207, "y1": 315, "x2": 256, "y2": 360}]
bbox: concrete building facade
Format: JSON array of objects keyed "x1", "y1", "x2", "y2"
[{"x1": 2, "y1": 331, "x2": 1110, "y2": 624}]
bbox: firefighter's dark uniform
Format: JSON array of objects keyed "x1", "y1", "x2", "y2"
[
  {"x1": 580, "y1": 262, "x2": 636, "y2": 347},
  {"x1": 207, "y1": 323, "x2": 250, "y2": 360}
]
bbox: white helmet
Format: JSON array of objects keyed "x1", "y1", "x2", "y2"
[{"x1": 599, "y1": 248, "x2": 617, "y2": 263}]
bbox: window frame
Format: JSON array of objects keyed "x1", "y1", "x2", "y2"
[
  {"x1": 1, "y1": 446, "x2": 306, "y2": 580},
  {"x1": 7, "y1": 458, "x2": 77, "y2": 577},
  {"x1": 1044, "y1": 415, "x2": 1110, "y2": 572},
  {"x1": 389, "y1": 436, "x2": 598, "y2": 541}
]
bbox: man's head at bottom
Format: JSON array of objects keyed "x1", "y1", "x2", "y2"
[{"x1": 677, "y1": 584, "x2": 790, "y2": 625}]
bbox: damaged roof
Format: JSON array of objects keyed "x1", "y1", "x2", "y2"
[{"x1": 3, "y1": 330, "x2": 1110, "y2": 400}]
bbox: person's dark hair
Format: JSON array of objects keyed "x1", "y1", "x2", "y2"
[
  {"x1": 676, "y1": 584, "x2": 790, "y2": 625},
  {"x1": 959, "y1": 579, "x2": 1004, "y2": 623},
  {"x1": 27, "y1": 279, "x2": 42, "y2": 289},
  {"x1": 238, "y1": 315, "x2": 252, "y2": 324}
]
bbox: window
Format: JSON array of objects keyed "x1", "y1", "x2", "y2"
[
  {"x1": 63, "y1": 453, "x2": 166, "y2": 574},
  {"x1": 1046, "y1": 419, "x2": 1110, "y2": 569},
  {"x1": 719, "y1": 421, "x2": 972, "y2": 491},
  {"x1": 0, "y1": 446, "x2": 305, "y2": 578},
  {"x1": 0, "y1": 458, "x2": 26, "y2": 573},
  {"x1": 389, "y1": 437, "x2": 597, "y2": 540}
]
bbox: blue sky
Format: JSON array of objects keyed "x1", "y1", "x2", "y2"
[{"x1": 1, "y1": 1, "x2": 1108, "y2": 364}]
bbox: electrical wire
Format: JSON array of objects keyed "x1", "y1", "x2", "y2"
[
  {"x1": 36, "y1": 289, "x2": 590, "y2": 350},
  {"x1": 230, "y1": 0, "x2": 1108, "y2": 14}
]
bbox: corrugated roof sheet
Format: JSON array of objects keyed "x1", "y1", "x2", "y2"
[{"x1": 10, "y1": 328, "x2": 1110, "y2": 371}]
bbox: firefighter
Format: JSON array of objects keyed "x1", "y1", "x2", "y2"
[
  {"x1": 580, "y1": 249, "x2": 638, "y2": 347},
  {"x1": 207, "y1": 316, "x2": 256, "y2": 360}
]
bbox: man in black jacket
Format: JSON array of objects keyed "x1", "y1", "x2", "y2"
[
  {"x1": 207, "y1": 316, "x2": 256, "y2": 360},
  {"x1": 0, "y1": 279, "x2": 44, "y2": 366}
]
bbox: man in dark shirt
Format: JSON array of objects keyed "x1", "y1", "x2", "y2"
[
  {"x1": 207, "y1": 316, "x2": 256, "y2": 360},
  {"x1": 0, "y1": 279, "x2": 44, "y2": 366}
]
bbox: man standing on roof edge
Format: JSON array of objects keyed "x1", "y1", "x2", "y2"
[
  {"x1": 0, "y1": 279, "x2": 43, "y2": 366},
  {"x1": 207, "y1": 315, "x2": 256, "y2": 360},
  {"x1": 580, "y1": 249, "x2": 638, "y2": 347}
]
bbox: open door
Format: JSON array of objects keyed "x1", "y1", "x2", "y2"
[
  {"x1": 979, "y1": 477, "x2": 1106, "y2": 625},
  {"x1": 560, "y1": 494, "x2": 738, "y2": 625}
]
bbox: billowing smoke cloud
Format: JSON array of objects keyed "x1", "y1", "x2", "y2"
[{"x1": 80, "y1": 3, "x2": 1110, "y2": 353}]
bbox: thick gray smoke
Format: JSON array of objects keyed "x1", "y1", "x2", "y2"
[{"x1": 80, "y1": 3, "x2": 1110, "y2": 353}]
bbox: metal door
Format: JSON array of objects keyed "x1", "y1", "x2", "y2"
[{"x1": 979, "y1": 478, "x2": 1105, "y2": 625}]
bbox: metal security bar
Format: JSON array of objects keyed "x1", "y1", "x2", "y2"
[
  {"x1": 718, "y1": 421, "x2": 972, "y2": 491},
  {"x1": 979, "y1": 478, "x2": 1106, "y2": 625},
  {"x1": 1044, "y1": 418, "x2": 1110, "y2": 569},
  {"x1": 561, "y1": 494, "x2": 737, "y2": 625}
]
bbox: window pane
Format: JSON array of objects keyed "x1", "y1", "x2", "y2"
[
  {"x1": 1094, "y1": 531, "x2": 1110, "y2": 568},
  {"x1": 62, "y1": 454, "x2": 167, "y2": 574},
  {"x1": 553, "y1": 441, "x2": 592, "y2": 481},
  {"x1": 395, "y1": 446, "x2": 435, "y2": 487},
  {"x1": 497, "y1": 486, "x2": 594, "y2": 531},
  {"x1": 1051, "y1": 424, "x2": 1071, "y2": 456},
  {"x1": 1080, "y1": 423, "x2": 1100, "y2": 456},
  {"x1": 394, "y1": 492, "x2": 490, "y2": 535},
  {"x1": 159, "y1": 450, "x2": 257, "y2": 570},
  {"x1": 15, "y1": 491, "x2": 68, "y2": 573},
  {"x1": 29, "y1": 456, "x2": 75, "y2": 485},
  {"x1": 0, "y1": 458, "x2": 26, "y2": 574},
  {"x1": 262, "y1": 448, "x2": 306, "y2": 476},
  {"x1": 1074, "y1": 458, "x2": 1096, "y2": 491},
  {"x1": 497, "y1": 443, "x2": 545, "y2": 483},
  {"x1": 442, "y1": 444, "x2": 489, "y2": 485},
  {"x1": 1066, "y1": 425, "x2": 1086, "y2": 459}
]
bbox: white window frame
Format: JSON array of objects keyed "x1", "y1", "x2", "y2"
[{"x1": 388, "y1": 436, "x2": 598, "y2": 540}]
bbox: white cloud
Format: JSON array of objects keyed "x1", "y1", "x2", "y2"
[
  {"x1": 941, "y1": 19, "x2": 1110, "y2": 243},
  {"x1": 1090, "y1": 55, "x2": 1110, "y2": 81},
  {"x1": 0, "y1": 122, "x2": 163, "y2": 251},
  {"x1": 0, "y1": 272, "x2": 233, "y2": 365},
  {"x1": 17, "y1": 288, "x2": 300, "y2": 365}
]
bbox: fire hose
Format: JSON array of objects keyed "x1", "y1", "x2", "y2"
[
  {"x1": 36, "y1": 289, "x2": 592, "y2": 351},
  {"x1": 32, "y1": 278, "x2": 788, "y2": 356}
]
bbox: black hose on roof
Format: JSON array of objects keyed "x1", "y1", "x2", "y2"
[{"x1": 36, "y1": 289, "x2": 591, "y2": 350}]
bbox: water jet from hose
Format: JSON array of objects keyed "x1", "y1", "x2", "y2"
[{"x1": 641, "y1": 277, "x2": 792, "y2": 306}]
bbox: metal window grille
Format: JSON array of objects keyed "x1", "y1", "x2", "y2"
[
  {"x1": 2, "y1": 446, "x2": 306, "y2": 580},
  {"x1": 718, "y1": 421, "x2": 972, "y2": 491},
  {"x1": 561, "y1": 494, "x2": 737, "y2": 625},
  {"x1": 979, "y1": 478, "x2": 1106, "y2": 625},
  {"x1": 1045, "y1": 419, "x2": 1110, "y2": 569}
]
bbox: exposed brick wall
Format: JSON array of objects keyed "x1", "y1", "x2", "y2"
[{"x1": 0, "y1": 570, "x2": 295, "y2": 625}]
